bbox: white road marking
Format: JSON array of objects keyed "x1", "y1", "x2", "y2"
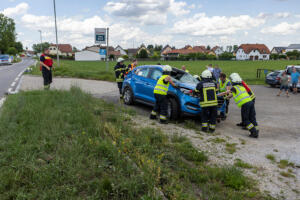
[
  {"x1": 0, "y1": 97, "x2": 6, "y2": 108},
  {"x1": 11, "y1": 81, "x2": 16, "y2": 87}
]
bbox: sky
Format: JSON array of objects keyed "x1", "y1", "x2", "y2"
[{"x1": 1, "y1": 0, "x2": 300, "y2": 50}]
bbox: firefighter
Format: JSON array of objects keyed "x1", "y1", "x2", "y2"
[
  {"x1": 114, "y1": 58, "x2": 128, "y2": 99},
  {"x1": 150, "y1": 65, "x2": 177, "y2": 124},
  {"x1": 218, "y1": 73, "x2": 259, "y2": 138},
  {"x1": 193, "y1": 75, "x2": 201, "y2": 81},
  {"x1": 195, "y1": 70, "x2": 218, "y2": 133},
  {"x1": 217, "y1": 73, "x2": 231, "y2": 118},
  {"x1": 127, "y1": 59, "x2": 138, "y2": 74},
  {"x1": 40, "y1": 51, "x2": 53, "y2": 90}
]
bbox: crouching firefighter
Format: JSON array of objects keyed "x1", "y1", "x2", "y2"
[
  {"x1": 114, "y1": 58, "x2": 128, "y2": 99},
  {"x1": 218, "y1": 73, "x2": 259, "y2": 138},
  {"x1": 195, "y1": 70, "x2": 218, "y2": 133},
  {"x1": 150, "y1": 65, "x2": 177, "y2": 124}
]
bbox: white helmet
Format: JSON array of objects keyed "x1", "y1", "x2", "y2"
[
  {"x1": 201, "y1": 70, "x2": 212, "y2": 78},
  {"x1": 193, "y1": 75, "x2": 200, "y2": 79},
  {"x1": 117, "y1": 57, "x2": 125, "y2": 63},
  {"x1": 230, "y1": 73, "x2": 242, "y2": 83},
  {"x1": 163, "y1": 65, "x2": 172, "y2": 72}
]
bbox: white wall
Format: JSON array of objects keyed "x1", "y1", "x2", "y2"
[
  {"x1": 236, "y1": 49, "x2": 269, "y2": 60},
  {"x1": 75, "y1": 51, "x2": 101, "y2": 61},
  {"x1": 115, "y1": 47, "x2": 126, "y2": 55}
]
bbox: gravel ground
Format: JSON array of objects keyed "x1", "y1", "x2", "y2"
[{"x1": 19, "y1": 75, "x2": 300, "y2": 199}]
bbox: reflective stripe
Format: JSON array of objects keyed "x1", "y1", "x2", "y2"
[
  {"x1": 209, "y1": 124, "x2": 216, "y2": 128},
  {"x1": 160, "y1": 115, "x2": 167, "y2": 120},
  {"x1": 202, "y1": 123, "x2": 208, "y2": 127},
  {"x1": 247, "y1": 123, "x2": 254, "y2": 130},
  {"x1": 116, "y1": 78, "x2": 123, "y2": 82},
  {"x1": 154, "y1": 88, "x2": 167, "y2": 92},
  {"x1": 233, "y1": 91, "x2": 247, "y2": 100},
  {"x1": 200, "y1": 86, "x2": 218, "y2": 107},
  {"x1": 255, "y1": 126, "x2": 259, "y2": 130},
  {"x1": 154, "y1": 75, "x2": 169, "y2": 95},
  {"x1": 232, "y1": 85, "x2": 252, "y2": 108},
  {"x1": 156, "y1": 84, "x2": 168, "y2": 89},
  {"x1": 219, "y1": 79, "x2": 230, "y2": 93},
  {"x1": 151, "y1": 111, "x2": 157, "y2": 115},
  {"x1": 235, "y1": 96, "x2": 251, "y2": 105}
]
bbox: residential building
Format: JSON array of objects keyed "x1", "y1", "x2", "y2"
[
  {"x1": 75, "y1": 45, "x2": 120, "y2": 61},
  {"x1": 160, "y1": 45, "x2": 173, "y2": 57},
  {"x1": 162, "y1": 45, "x2": 207, "y2": 60},
  {"x1": 48, "y1": 44, "x2": 73, "y2": 56},
  {"x1": 115, "y1": 45, "x2": 127, "y2": 55},
  {"x1": 271, "y1": 47, "x2": 287, "y2": 54},
  {"x1": 211, "y1": 46, "x2": 224, "y2": 57},
  {"x1": 236, "y1": 44, "x2": 270, "y2": 60},
  {"x1": 75, "y1": 50, "x2": 101, "y2": 61},
  {"x1": 285, "y1": 44, "x2": 300, "y2": 52},
  {"x1": 127, "y1": 48, "x2": 139, "y2": 58}
]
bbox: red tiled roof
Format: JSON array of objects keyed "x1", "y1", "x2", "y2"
[
  {"x1": 211, "y1": 46, "x2": 220, "y2": 52},
  {"x1": 50, "y1": 44, "x2": 72, "y2": 53},
  {"x1": 109, "y1": 50, "x2": 121, "y2": 56},
  {"x1": 164, "y1": 46, "x2": 207, "y2": 55},
  {"x1": 239, "y1": 44, "x2": 270, "y2": 54}
]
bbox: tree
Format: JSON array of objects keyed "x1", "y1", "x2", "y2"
[
  {"x1": 219, "y1": 52, "x2": 234, "y2": 60},
  {"x1": 137, "y1": 49, "x2": 148, "y2": 58},
  {"x1": 7, "y1": 47, "x2": 17, "y2": 55},
  {"x1": 14, "y1": 41, "x2": 23, "y2": 53},
  {"x1": 154, "y1": 44, "x2": 163, "y2": 51},
  {"x1": 147, "y1": 44, "x2": 154, "y2": 50},
  {"x1": 286, "y1": 50, "x2": 300, "y2": 60},
  {"x1": 72, "y1": 46, "x2": 78, "y2": 52},
  {"x1": 206, "y1": 45, "x2": 211, "y2": 50},
  {"x1": 0, "y1": 14, "x2": 16, "y2": 54},
  {"x1": 270, "y1": 54, "x2": 279, "y2": 60},
  {"x1": 32, "y1": 42, "x2": 50, "y2": 53},
  {"x1": 233, "y1": 45, "x2": 239, "y2": 52}
]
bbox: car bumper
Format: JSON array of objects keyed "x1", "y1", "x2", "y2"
[{"x1": 265, "y1": 78, "x2": 278, "y2": 85}]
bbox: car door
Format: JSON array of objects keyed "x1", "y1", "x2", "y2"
[
  {"x1": 148, "y1": 68, "x2": 163, "y2": 102},
  {"x1": 134, "y1": 67, "x2": 151, "y2": 101}
]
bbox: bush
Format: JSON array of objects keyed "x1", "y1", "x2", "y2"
[
  {"x1": 7, "y1": 47, "x2": 17, "y2": 55},
  {"x1": 219, "y1": 52, "x2": 235, "y2": 60}
]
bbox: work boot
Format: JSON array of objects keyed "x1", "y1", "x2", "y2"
[
  {"x1": 209, "y1": 128, "x2": 215, "y2": 133},
  {"x1": 160, "y1": 119, "x2": 168, "y2": 124},
  {"x1": 201, "y1": 127, "x2": 208, "y2": 132},
  {"x1": 149, "y1": 114, "x2": 157, "y2": 120},
  {"x1": 236, "y1": 122, "x2": 244, "y2": 126},
  {"x1": 249, "y1": 130, "x2": 259, "y2": 138}
]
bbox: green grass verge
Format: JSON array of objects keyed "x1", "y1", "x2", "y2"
[
  {"x1": 0, "y1": 88, "x2": 275, "y2": 199},
  {"x1": 26, "y1": 59, "x2": 299, "y2": 84}
]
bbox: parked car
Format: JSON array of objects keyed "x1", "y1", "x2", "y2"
[
  {"x1": 0, "y1": 54, "x2": 12, "y2": 65},
  {"x1": 265, "y1": 70, "x2": 284, "y2": 87},
  {"x1": 122, "y1": 65, "x2": 226, "y2": 120},
  {"x1": 286, "y1": 65, "x2": 300, "y2": 91}
]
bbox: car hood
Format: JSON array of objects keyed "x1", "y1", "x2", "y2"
[{"x1": 177, "y1": 82, "x2": 197, "y2": 90}]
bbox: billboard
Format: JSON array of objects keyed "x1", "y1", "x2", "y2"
[{"x1": 95, "y1": 28, "x2": 106, "y2": 44}]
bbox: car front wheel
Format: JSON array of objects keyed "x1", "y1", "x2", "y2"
[
  {"x1": 123, "y1": 87, "x2": 134, "y2": 105},
  {"x1": 167, "y1": 98, "x2": 179, "y2": 120}
]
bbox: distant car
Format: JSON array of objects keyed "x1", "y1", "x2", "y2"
[
  {"x1": 265, "y1": 70, "x2": 284, "y2": 87},
  {"x1": 0, "y1": 54, "x2": 12, "y2": 65},
  {"x1": 122, "y1": 65, "x2": 226, "y2": 120},
  {"x1": 286, "y1": 65, "x2": 300, "y2": 91}
]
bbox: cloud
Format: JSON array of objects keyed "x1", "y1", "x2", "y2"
[
  {"x1": 170, "y1": 13, "x2": 265, "y2": 36},
  {"x1": 103, "y1": 0, "x2": 190, "y2": 25},
  {"x1": 1, "y1": 2, "x2": 29, "y2": 17},
  {"x1": 274, "y1": 12, "x2": 291, "y2": 18},
  {"x1": 261, "y1": 22, "x2": 300, "y2": 35}
]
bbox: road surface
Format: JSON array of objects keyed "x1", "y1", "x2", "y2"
[{"x1": 0, "y1": 58, "x2": 35, "y2": 99}]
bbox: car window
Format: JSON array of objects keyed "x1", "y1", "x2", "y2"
[
  {"x1": 178, "y1": 73, "x2": 199, "y2": 84},
  {"x1": 135, "y1": 67, "x2": 150, "y2": 78},
  {"x1": 150, "y1": 69, "x2": 162, "y2": 80}
]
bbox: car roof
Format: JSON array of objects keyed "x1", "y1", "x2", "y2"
[
  {"x1": 136, "y1": 65, "x2": 186, "y2": 73},
  {"x1": 286, "y1": 65, "x2": 300, "y2": 68}
]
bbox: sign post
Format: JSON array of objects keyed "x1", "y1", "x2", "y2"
[{"x1": 95, "y1": 28, "x2": 109, "y2": 71}]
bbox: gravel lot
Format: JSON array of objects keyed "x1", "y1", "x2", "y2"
[{"x1": 20, "y1": 75, "x2": 300, "y2": 199}]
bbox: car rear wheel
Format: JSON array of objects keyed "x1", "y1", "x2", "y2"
[
  {"x1": 167, "y1": 98, "x2": 179, "y2": 120},
  {"x1": 123, "y1": 87, "x2": 134, "y2": 105}
]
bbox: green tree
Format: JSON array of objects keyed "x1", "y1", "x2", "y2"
[
  {"x1": 286, "y1": 50, "x2": 300, "y2": 60},
  {"x1": 72, "y1": 46, "x2": 78, "y2": 52},
  {"x1": 14, "y1": 41, "x2": 23, "y2": 53},
  {"x1": 233, "y1": 45, "x2": 239, "y2": 52},
  {"x1": 32, "y1": 42, "x2": 50, "y2": 53},
  {"x1": 270, "y1": 53, "x2": 279, "y2": 60},
  {"x1": 206, "y1": 45, "x2": 211, "y2": 50},
  {"x1": 137, "y1": 49, "x2": 148, "y2": 58},
  {"x1": 121, "y1": 54, "x2": 129, "y2": 60},
  {"x1": 147, "y1": 44, "x2": 154, "y2": 50},
  {"x1": 150, "y1": 51, "x2": 161, "y2": 60},
  {"x1": 7, "y1": 47, "x2": 17, "y2": 55},
  {"x1": 0, "y1": 14, "x2": 16, "y2": 54},
  {"x1": 219, "y1": 52, "x2": 234, "y2": 60},
  {"x1": 206, "y1": 54, "x2": 217, "y2": 60},
  {"x1": 154, "y1": 44, "x2": 163, "y2": 51}
]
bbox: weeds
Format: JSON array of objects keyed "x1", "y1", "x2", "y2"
[
  {"x1": 208, "y1": 137, "x2": 226, "y2": 144},
  {"x1": 226, "y1": 143, "x2": 238, "y2": 154},
  {"x1": 266, "y1": 154, "x2": 276, "y2": 162},
  {"x1": 277, "y1": 160, "x2": 295, "y2": 169},
  {"x1": 234, "y1": 159, "x2": 253, "y2": 169},
  {"x1": 280, "y1": 171, "x2": 295, "y2": 178}
]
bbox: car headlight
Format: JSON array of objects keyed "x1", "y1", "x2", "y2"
[{"x1": 180, "y1": 88, "x2": 196, "y2": 97}]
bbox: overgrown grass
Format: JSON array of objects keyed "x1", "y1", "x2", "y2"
[
  {"x1": 0, "y1": 88, "x2": 275, "y2": 199},
  {"x1": 226, "y1": 143, "x2": 238, "y2": 154},
  {"x1": 26, "y1": 59, "x2": 299, "y2": 84},
  {"x1": 234, "y1": 159, "x2": 253, "y2": 169},
  {"x1": 277, "y1": 160, "x2": 295, "y2": 169},
  {"x1": 266, "y1": 154, "x2": 276, "y2": 162}
]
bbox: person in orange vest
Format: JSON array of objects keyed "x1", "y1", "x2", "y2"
[
  {"x1": 127, "y1": 59, "x2": 138, "y2": 74},
  {"x1": 40, "y1": 51, "x2": 54, "y2": 90}
]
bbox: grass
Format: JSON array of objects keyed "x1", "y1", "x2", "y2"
[
  {"x1": 208, "y1": 137, "x2": 226, "y2": 144},
  {"x1": 266, "y1": 154, "x2": 276, "y2": 162},
  {"x1": 280, "y1": 171, "x2": 295, "y2": 178},
  {"x1": 0, "y1": 88, "x2": 275, "y2": 199},
  {"x1": 277, "y1": 160, "x2": 295, "y2": 169},
  {"x1": 26, "y1": 59, "x2": 299, "y2": 84},
  {"x1": 234, "y1": 159, "x2": 253, "y2": 169},
  {"x1": 226, "y1": 143, "x2": 238, "y2": 154}
]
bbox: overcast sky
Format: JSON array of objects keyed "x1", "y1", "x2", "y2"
[{"x1": 1, "y1": 0, "x2": 300, "y2": 50}]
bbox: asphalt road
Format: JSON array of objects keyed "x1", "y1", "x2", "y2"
[{"x1": 0, "y1": 58, "x2": 35, "y2": 99}]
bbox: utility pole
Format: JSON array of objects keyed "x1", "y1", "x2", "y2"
[
  {"x1": 106, "y1": 27, "x2": 109, "y2": 71},
  {"x1": 53, "y1": 0, "x2": 59, "y2": 67},
  {"x1": 38, "y1": 30, "x2": 42, "y2": 52}
]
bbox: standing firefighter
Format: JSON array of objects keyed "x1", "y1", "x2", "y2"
[
  {"x1": 40, "y1": 51, "x2": 53, "y2": 90},
  {"x1": 195, "y1": 70, "x2": 218, "y2": 133},
  {"x1": 219, "y1": 73, "x2": 259, "y2": 138},
  {"x1": 114, "y1": 58, "x2": 128, "y2": 99},
  {"x1": 218, "y1": 72, "x2": 231, "y2": 117},
  {"x1": 150, "y1": 65, "x2": 177, "y2": 124}
]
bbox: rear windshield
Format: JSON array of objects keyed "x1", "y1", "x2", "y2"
[
  {"x1": 287, "y1": 67, "x2": 300, "y2": 74},
  {"x1": 270, "y1": 71, "x2": 280, "y2": 76},
  {"x1": 0, "y1": 55, "x2": 9, "y2": 59}
]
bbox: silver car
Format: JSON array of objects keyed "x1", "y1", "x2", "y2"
[{"x1": 0, "y1": 55, "x2": 12, "y2": 65}]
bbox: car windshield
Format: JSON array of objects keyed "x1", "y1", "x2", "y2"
[{"x1": 170, "y1": 69, "x2": 199, "y2": 84}]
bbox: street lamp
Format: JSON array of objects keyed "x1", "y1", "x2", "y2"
[
  {"x1": 38, "y1": 30, "x2": 42, "y2": 52},
  {"x1": 53, "y1": 0, "x2": 59, "y2": 67}
]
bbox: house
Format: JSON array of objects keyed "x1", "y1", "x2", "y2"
[
  {"x1": 127, "y1": 48, "x2": 139, "y2": 58},
  {"x1": 137, "y1": 46, "x2": 151, "y2": 55},
  {"x1": 48, "y1": 44, "x2": 73, "y2": 56},
  {"x1": 271, "y1": 47, "x2": 287, "y2": 54},
  {"x1": 211, "y1": 46, "x2": 224, "y2": 57},
  {"x1": 236, "y1": 44, "x2": 270, "y2": 61},
  {"x1": 285, "y1": 44, "x2": 300, "y2": 53},
  {"x1": 115, "y1": 45, "x2": 127, "y2": 55},
  {"x1": 160, "y1": 45, "x2": 173, "y2": 57},
  {"x1": 75, "y1": 45, "x2": 120, "y2": 61},
  {"x1": 162, "y1": 45, "x2": 207, "y2": 60}
]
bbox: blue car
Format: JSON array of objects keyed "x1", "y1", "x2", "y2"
[{"x1": 122, "y1": 65, "x2": 226, "y2": 120}]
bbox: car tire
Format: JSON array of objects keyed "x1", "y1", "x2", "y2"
[
  {"x1": 270, "y1": 84, "x2": 276, "y2": 88},
  {"x1": 123, "y1": 87, "x2": 134, "y2": 105},
  {"x1": 167, "y1": 98, "x2": 179, "y2": 120}
]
